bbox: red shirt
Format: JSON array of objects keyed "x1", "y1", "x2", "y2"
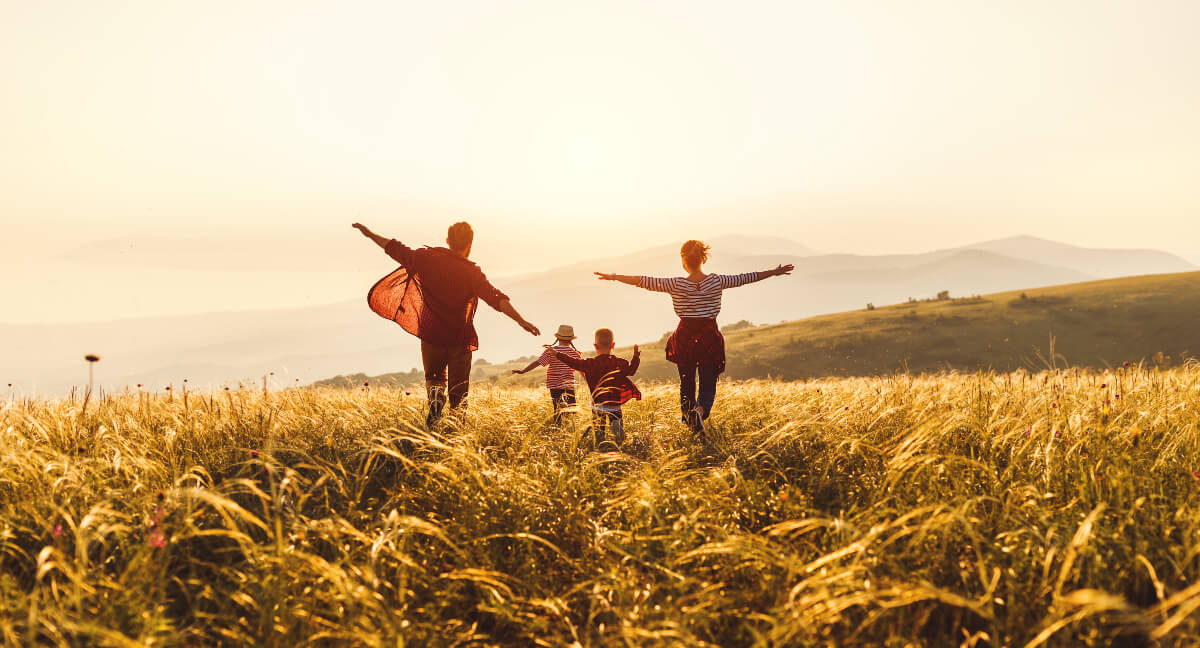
[
  {"x1": 553, "y1": 351, "x2": 641, "y2": 405},
  {"x1": 367, "y1": 240, "x2": 509, "y2": 351}
]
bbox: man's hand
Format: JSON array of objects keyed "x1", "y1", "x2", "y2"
[
  {"x1": 353, "y1": 223, "x2": 391, "y2": 249},
  {"x1": 595, "y1": 272, "x2": 619, "y2": 281},
  {"x1": 520, "y1": 320, "x2": 540, "y2": 336}
]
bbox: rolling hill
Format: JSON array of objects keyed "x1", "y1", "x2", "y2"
[{"x1": 320, "y1": 270, "x2": 1200, "y2": 388}]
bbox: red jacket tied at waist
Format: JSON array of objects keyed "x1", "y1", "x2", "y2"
[{"x1": 666, "y1": 317, "x2": 726, "y2": 373}]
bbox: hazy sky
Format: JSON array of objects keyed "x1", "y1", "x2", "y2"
[{"x1": 2, "y1": 0, "x2": 1199, "y2": 322}]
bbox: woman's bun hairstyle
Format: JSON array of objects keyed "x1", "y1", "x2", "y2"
[{"x1": 681, "y1": 240, "x2": 711, "y2": 266}]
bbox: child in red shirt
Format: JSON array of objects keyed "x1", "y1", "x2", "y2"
[{"x1": 553, "y1": 328, "x2": 640, "y2": 450}]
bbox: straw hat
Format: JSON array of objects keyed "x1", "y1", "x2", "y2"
[{"x1": 554, "y1": 324, "x2": 576, "y2": 340}]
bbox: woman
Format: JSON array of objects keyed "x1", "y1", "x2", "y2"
[{"x1": 595, "y1": 240, "x2": 794, "y2": 438}]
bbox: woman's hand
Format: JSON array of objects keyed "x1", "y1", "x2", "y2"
[
  {"x1": 594, "y1": 272, "x2": 620, "y2": 281},
  {"x1": 352, "y1": 223, "x2": 373, "y2": 237}
]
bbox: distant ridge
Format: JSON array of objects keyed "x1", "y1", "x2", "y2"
[
  {"x1": 962, "y1": 235, "x2": 1194, "y2": 278},
  {"x1": 323, "y1": 270, "x2": 1200, "y2": 387}
]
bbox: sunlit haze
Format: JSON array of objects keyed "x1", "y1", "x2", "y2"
[{"x1": 3, "y1": 0, "x2": 1199, "y2": 324}]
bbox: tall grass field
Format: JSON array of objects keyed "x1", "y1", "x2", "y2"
[{"x1": 2, "y1": 368, "x2": 1199, "y2": 646}]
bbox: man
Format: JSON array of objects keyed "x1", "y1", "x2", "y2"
[{"x1": 353, "y1": 221, "x2": 540, "y2": 426}]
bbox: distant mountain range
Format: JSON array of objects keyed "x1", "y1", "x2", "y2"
[{"x1": 3, "y1": 235, "x2": 1193, "y2": 395}]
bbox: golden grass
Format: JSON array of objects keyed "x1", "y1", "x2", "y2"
[{"x1": 2, "y1": 368, "x2": 1200, "y2": 646}]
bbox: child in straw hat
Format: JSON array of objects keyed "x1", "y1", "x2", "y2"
[{"x1": 512, "y1": 324, "x2": 582, "y2": 425}]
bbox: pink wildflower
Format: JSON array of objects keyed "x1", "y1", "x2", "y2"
[
  {"x1": 52, "y1": 524, "x2": 63, "y2": 537},
  {"x1": 148, "y1": 528, "x2": 166, "y2": 549}
]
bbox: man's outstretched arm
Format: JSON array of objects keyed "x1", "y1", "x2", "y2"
[
  {"x1": 353, "y1": 223, "x2": 414, "y2": 266},
  {"x1": 352, "y1": 223, "x2": 390, "y2": 249},
  {"x1": 497, "y1": 299, "x2": 540, "y2": 337}
]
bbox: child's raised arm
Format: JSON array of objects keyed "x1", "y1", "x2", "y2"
[
  {"x1": 627, "y1": 345, "x2": 641, "y2": 375},
  {"x1": 511, "y1": 358, "x2": 541, "y2": 375}
]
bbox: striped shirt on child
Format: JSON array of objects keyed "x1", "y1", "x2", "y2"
[
  {"x1": 536, "y1": 344, "x2": 581, "y2": 390},
  {"x1": 637, "y1": 273, "x2": 758, "y2": 319}
]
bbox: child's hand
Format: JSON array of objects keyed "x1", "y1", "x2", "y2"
[
  {"x1": 633, "y1": 344, "x2": 640, "y2": 356},
  {"x1": 511, "y1": 369, "x2": 524, "y2": 375}
]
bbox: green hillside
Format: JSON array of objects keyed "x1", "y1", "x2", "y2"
[{"x1": 318, "y1": 270, "x2": 1200, "y2": 388}]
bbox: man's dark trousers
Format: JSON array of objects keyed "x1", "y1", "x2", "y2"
[{"x1": 422, "y1": 341, "x2": 472, "y2": 425}]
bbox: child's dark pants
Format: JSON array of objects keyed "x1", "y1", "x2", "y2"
[
  {"x1": 592, "y1": 407, "x2": 624, "y2": 447},
  {"x1": 549, "y1": 388, "x2": 576, "y2": 425}
]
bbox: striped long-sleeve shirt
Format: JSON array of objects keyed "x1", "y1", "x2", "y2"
[
  {"x1": 637, "y1": 273, "x2": 758, "y2": 319},
  {"x1": 535, "y1": 344, "x2": 580, "y2": 390}
]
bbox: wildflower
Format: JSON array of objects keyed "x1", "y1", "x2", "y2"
[
  {"x1": 363, "y1": 381, "x2": 370, "y2": 387},
  {"x1": 1115, "y1": 394, "x2": 1121, "y2": 399},
  {"x1": 1193, "y1": 471, "x2": 1200, "y2": 484},
  {"x1": 1100, "y1": 384, "x2": 1107, "y2": 389},
  {"x1": 136, "y1": 383, "x2": 142, "y2": 388},
  {"x1": 405, "y1": 391, "x2": 411, "y2": 396},
  {"x1": 84, "y1": 354, "x2": 100, "y2": 363},
  {"x1": 1123, "y1": 361, "x2": 1130, "y2": 367},
  {"x1": 148, "y1": 528, "x2": 166, "y2": 549},
  {"x1": 1024, "y1": 428, "x2": 1032, "y2": 437},
  {"x1": 779, "y1": 491, "x2": 789, "y2": 502},
  {"x1": 1051, "y1": 401, "x2": 1058, "y2": 408},
  {"x1": 844, "y1": 406, "x2": 850, "y2": 411},
  {"x1": 52, "y1": 523, "x2": 63, "y2": 537},
  {"x1": 250, "y1": 449, "x2": 258, "y2": 458},
  {"x1": 165, "y1": 386, "x2": 171, "y2": 391}
]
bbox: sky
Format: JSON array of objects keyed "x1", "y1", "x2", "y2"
[{"x1": 2, "y1": 0, "x2": 1199, "y2": 322}]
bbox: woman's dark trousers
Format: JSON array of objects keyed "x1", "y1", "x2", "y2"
[{"x1": 678, "y1": 364, "x2": 720, "y2": 420}]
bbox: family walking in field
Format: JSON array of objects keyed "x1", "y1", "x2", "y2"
[{"x1": 353, "y1": 221, "x2": 794, "y2": 447}]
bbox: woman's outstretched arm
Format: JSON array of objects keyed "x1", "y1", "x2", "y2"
[
  {"x1": 717, "y1": 264, "x2": 795, "y2": 289},
  {"x1": 594, "y1": 272, "x2": 641, "y2": 286},
  {"x1": 597, "y1": 272, "x2": 680, "y2": 293},
  {"x1": 756, "y1": 263, "x2": 795, "y2": 280}
]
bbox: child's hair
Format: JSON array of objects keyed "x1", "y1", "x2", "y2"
[
  {"x1": 594, "y1": 328, "x2": 614, "y2": 347},
  {"x1": 681, "y1": 240, "x2": 711, "y2": 267},
  {"x1": 543, "y1": 338, "x2": 578, "y2": 350}
]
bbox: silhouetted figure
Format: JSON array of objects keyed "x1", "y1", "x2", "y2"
[
  {"x1": 354, "y1": 222, "x2": 540, "y2": 426},
  {"x1": 596, "y1": 240, "x2": 793, "y2": 439}
]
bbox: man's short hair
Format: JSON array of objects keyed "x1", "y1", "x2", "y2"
[
  {"x1": 594, "y1": 328, "x2": 614, "y2": 346},
  {"x1": 447, "y1": 222, "x2": 474, "y2": 252}
]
